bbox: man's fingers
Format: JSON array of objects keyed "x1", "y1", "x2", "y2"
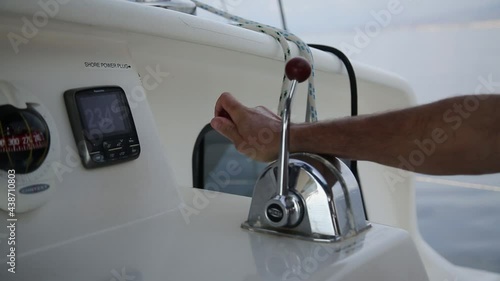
[
  {"x1": 211, "y1": 116, "x2": 243, "y2": 144},
  {"x1": 214, "y1": 92, "x2": 245, "y2": 121}
]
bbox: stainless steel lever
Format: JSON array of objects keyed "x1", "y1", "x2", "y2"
[
  {"x1": 242, "y1": 57, "x2": 370, "y2": 242},
  {"x1": 264, "y1": 57, "x2": 311, "y2": 228},
  {"x1": 277, "y1": 57, "x2": 311, "y2": 197}
]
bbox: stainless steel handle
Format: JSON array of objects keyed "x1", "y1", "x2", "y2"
[
  {"x1": 277, "y1": 79, "x2": 298, "y2": 197},
  {"x1": 277, "y1": 57, "x2": 312, "y2": 197}
]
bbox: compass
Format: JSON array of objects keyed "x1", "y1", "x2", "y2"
[
  {"x1": 0, "y1": 105, "x2": 51, "y2": 173},
  {"x1": 0, "y1": 82, "x2": 60, "y2": 213}
]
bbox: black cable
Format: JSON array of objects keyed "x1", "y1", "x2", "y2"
[
  {"x1": 308, "y1": 44, "x2": 358, "y2": 116},
  {"x1": 307, "y1": 44, "x2": 367, "y2": 219}
]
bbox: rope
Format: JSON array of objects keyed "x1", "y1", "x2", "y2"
[{"x1": 191, "y1": 0, "x2": 318, "y2": 122}]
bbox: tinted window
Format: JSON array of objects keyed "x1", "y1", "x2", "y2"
[{"x1": 193, "y1": 125, "x2": 267, "y2": 197}]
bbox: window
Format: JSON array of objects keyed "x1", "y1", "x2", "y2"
[{"x1": 192, "y1": 124, "x2": 267, "y2": 197}]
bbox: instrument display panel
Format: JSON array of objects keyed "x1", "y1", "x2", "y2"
[{"x1": 64, "y1": 86, "x2": 140, "y2": 168}]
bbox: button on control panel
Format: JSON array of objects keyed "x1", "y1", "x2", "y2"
[
  {"x1": 91, "y1": 136, "x2": 140, "y2": 162},
  {"x1": 64, "y1": 86, "x2": 141, "y2": 168}
]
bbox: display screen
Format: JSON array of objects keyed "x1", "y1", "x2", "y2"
[{"x1": 76, "y1": 91, "x2": 131, "y2": 139}]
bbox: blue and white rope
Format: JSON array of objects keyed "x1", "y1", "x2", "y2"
[{"x1": 191, "y1": 0, "x2": 318, "y2": 122}]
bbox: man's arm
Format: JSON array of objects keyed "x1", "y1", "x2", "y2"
[{"x1": 211, "y1": 93, "x2": 500, "y2": 175}]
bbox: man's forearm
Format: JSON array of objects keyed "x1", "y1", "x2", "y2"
[{"x1": 291, "y1": 95, "x2": 500, "y2": 175}]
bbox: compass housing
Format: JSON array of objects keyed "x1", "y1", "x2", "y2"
[{"x1": 0, "y1": 104, "x2": 51, "y2": 174}]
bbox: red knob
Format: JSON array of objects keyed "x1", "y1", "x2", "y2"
[{"x1": 285, "y1": 57, "x2": 311, "y2": 83}]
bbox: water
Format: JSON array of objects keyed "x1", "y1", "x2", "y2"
[{"x1": 416, "y1": 175, "x2": 500, "y2": 273}]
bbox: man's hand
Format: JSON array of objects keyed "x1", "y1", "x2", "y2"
[{"x1": 210, "y1": 92, "x2": 282, "y2": 162}]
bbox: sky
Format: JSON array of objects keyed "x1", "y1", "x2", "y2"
[{"x1": 197, "y1": 0, "x2": 500, "y2": 33}]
